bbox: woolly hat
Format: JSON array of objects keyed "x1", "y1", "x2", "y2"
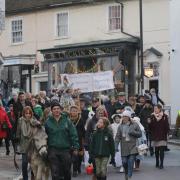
[{"x1": 121, "y1": 110, "x2": 132, "y2": 118}]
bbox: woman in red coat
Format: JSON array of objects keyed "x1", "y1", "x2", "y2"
[{"x1": 0, "y1": 100, "x2": 12, "y2": 155}]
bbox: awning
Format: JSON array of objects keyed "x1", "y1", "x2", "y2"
[
  {"x1": 3, "y1": 55, "x2": 35, "y2": 66},
  {"x1": 39, "y1": 38, "x2": 139, "y2": 62}
]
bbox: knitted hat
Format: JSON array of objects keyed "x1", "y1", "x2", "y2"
[{"x1": 121, "y1": 110, "x2": 132, "y2": 118}]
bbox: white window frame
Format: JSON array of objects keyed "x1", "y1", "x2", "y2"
[
  {"x1": 10, "y1": 17, "x2": 23, "y2": 45},
  {"x1": 107, "y1": 4, "x2": 121, "y2": 33},
  {"x1": 55, "y1": 11, "x2": 69, "y2": 39}
]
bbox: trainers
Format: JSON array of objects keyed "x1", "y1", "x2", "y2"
[{"x1": 119, "y1": 166, "x2": 124, "y2": 173}]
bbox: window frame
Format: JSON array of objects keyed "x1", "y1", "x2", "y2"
[
  {"x1": 55, "y1": 11, "x2": 69, "y2": 39},
  {"x1": 107, "y1": 4, "x2": 121, "y2": 33},
  {"x1": 10, "y1": 17, "x2": 23, "y2": 45}
]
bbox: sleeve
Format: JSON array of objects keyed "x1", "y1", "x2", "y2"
[
  {"x1": 128, "y1": 123, "x2": 142, "y2": 138},
  {"x1": 5, "y1": 113, "x2": 12, "y2": 129},
  {"x1": 109, "y1": 133, "x2": 115, "y2": 158},
  {"x1": 16, "y1": 118, "x2": 22, "y2": 139},
  {"x1": 68, "y1": 120, "x2": 79, "y2": 150},
  {"x1": 157, "y1": 95, "x2": 165, "y2": 106},
  {"x1": 115, "y1": 125, "x2": 121, "y2": 149}
]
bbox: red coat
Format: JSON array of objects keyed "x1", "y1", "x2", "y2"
[{"x1": 0, "y1": 107, "x2": 12, "y2": 138}]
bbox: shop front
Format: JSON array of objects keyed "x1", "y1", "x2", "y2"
[
  {"x1": 0, "y1": 55, "x2": 35, "y2": 97},
  {"x1": 40, "y1": 38, "x2": 139, "y2": 96}
]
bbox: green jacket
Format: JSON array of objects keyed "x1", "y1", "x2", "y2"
[
  {"x1": 45, "y1": 113, "x2": 79, "y2": 151},
  {"x1": 90, "y1": 128, "x2": 115, "y2": 158}
]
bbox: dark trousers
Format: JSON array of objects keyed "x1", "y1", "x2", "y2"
[
  {"x1": 22, "y1": 153, "x2": 28, "y2": 180},
  {"x1": 72, "y1": 154, "x2": 83, "y2": 173},
  {"x1": 48, "y1": 148, "x2": 71, "y2": 180},
  {"x1": 0, "y1": 138, "x2": 10, "y2": 153},
  {"x1": 155, "y1": 146, "x2": 165, "y2": 166}
]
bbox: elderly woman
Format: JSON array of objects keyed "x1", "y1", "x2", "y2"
[
  {"x1": 148, "y1": 104, "x2": 169, "y2": 169},
  {"x1": 115, "y1": 110, "x2": 142, "y2": 180}
]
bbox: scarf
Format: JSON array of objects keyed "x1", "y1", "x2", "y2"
[
  {"x1": 153, "y1": 111, "x2": 164, "y2": 121},
  {"x1": 21, "y1": 117, "x2": 33, "y2": 138}
]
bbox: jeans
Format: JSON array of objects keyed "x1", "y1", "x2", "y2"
[
  {"x1": 22, "y1": 154, "x2": 28, "y2": 180},
  {"x1": 95, "y1": 157, "x2": 109, "y2": 177},
  {"x1": 48, "y1": 148, "x2": 71, "y2": 180},
  {"x1": 122, "y1": 154, "x2": 136, "y2": 178}
]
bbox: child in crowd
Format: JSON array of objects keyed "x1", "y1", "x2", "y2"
[
  {"x1": 111, "y1": 114, "x2": 124, "y2": 172},
  {"x1": 90, "y1": 117, "x2": 115, "y2": 180}
]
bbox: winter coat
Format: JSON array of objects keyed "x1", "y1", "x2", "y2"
[
  {"x1": 149, "y1": 113, "x2": 169, "y2": 141},
  {"x1": 45, "y1": 113, "x2": 79, "y2": 151},
  {"x1": 16, "y1": 117, "x2": 41, "y2": 154},
  {"x1": 71, "y1": 116, "x2": 85, "y2": 151},
  {"x1": 111, "y1": 122, "x2": 120, "y2": 139},
  {"x1": 0, "y1": 107, "x2": 12, "y2": 138},
  {"x1": 90, "y1": 128, "x2": 115, "y2": 158},
  {"x1": 105, "y1": 101, "x2": 116, "y2": 123},
  {"x1": 139, "y1": 106, "x2": 153, "y2": 131},
  {"x1": 115, "y1": 122, "x2": 142, "y2": 157},
  {"x1": 85, "y1": 115, "x2": 98, "y2": 149}
]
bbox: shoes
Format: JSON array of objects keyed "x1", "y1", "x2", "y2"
[
  {"x1": 159, "y1": 164, "x2": 164, "y2": 169},
  {"x1": 6, "y1": 150, "x2": 10, "y2": 155},
  {"x1": 164, "y1": 148, "x2": 170, "y2": 152},
  {"x1": 72, "y1": 171, "x2": 78, "y2": 177},
  {"x1": 156, "y1": 162, "x2": 159, "y2": 168},
  {"x1": 119, "y1": 166, "x2": 124, "y2": 173}
]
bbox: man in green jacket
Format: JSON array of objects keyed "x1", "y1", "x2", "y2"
[{"x1": 45, "y1": 102, "x2": 79, "y2": 180}]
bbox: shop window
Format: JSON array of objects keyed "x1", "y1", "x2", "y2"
[
  {"x1": 108, "y1": 5, "x2": 121, "y2": 31},
  {"x1": 11, "y1": 19, "x2": 23, "y2": 44},
  {"x1": 56, "y1": 12, "x2": 69, "y2": 37}
]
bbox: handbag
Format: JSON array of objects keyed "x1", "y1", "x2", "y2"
[{"x1": 138, "y1": 143, "x2": 148, "y2": 155}]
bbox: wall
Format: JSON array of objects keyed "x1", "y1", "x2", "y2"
[{"x1": 170, "y1": 0, "x2": 180, "y2": 124}]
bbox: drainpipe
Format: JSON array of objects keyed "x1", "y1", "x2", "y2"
[{"x1": 115, "y1": 1, "x2": 142, "y2": 94}]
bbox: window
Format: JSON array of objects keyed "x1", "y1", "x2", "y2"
[
  {"x1": 41, "y1": 61, "x2": 48, "y2": 72},
  {"x1": 108, "y1": 5, "x2": 121, "y2": 31},
  {"x1": 11, "y1": 19, "x2": 23, "y2": 43},
  {"x1": 56, "y1": 12, "x2": 68, "y2": 37}
]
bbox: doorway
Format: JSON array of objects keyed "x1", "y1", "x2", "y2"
[{"x1": 149, "y1": 79, "x2": 158, "y2": 93}]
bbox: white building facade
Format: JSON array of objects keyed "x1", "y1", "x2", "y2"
[{"x1": 0, "y1": 0, "x2": 172, "y2": 121}]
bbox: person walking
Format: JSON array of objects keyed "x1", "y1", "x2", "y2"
[
  {"x1": 148, "y1": 104, "x2": 170, "y2": 169},
  {"x1": 0, "y1": 100, "x2": 12, "y2": 155},
  {"x1": 69, "y1": 105, "x2": 85, "y2": 177},
  {"x1": 115, "y1": 110, "x2": 142, "y2": 180},
  {"x1": 45, "y1": 102, "x2": 79, "y2": 180},
  {"x1": 16, "y1": 106, "x2": 41, "y2": 180},
  {"x1": 111, "y1": 114, "x2": 123, "y2": 172},
  {"x1": 89, "y1": 117, "x2": 115, "y2": 180},
  {"x1": 139, "y1": 99, "x2": 154, "y2": 156}
]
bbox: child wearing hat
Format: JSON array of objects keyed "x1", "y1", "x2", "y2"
[{"x1": 111, "y1": 114, "x2": 124, "y2": 172}]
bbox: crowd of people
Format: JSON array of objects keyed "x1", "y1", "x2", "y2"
[{"x1": 0, "y1": 87, "x2": 170, "y2": 180}]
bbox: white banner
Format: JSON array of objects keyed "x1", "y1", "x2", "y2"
[{"x1": 60, "y1": 71, "x2": 114, "y2": 93}]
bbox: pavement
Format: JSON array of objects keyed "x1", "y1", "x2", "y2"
[{"x1": 0, "y1": 142, "x2": 180, "y2": 180}]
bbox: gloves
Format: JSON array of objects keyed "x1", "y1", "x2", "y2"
[
  {"x1": 39, "y1": 146, "x2": 47, "y2": 158},
  {"x1": 110, "y1": 157, "x2": 116, "y2": 167}
]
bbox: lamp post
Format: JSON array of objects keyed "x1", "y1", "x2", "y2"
[{"x1": 139, "y1": 0, "x2": 144, "y2": 92}]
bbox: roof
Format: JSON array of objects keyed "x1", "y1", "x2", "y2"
[
  {"x1": 144, "y1": 47, "x2": 163, "y2": 57},
  {"x1": 6, "y1": 0, "x2": 110, "y2": 15}
]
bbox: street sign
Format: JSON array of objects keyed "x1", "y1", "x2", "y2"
[{"x1": 0, "y1": 0, "x2": 5, "y2": 31}]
